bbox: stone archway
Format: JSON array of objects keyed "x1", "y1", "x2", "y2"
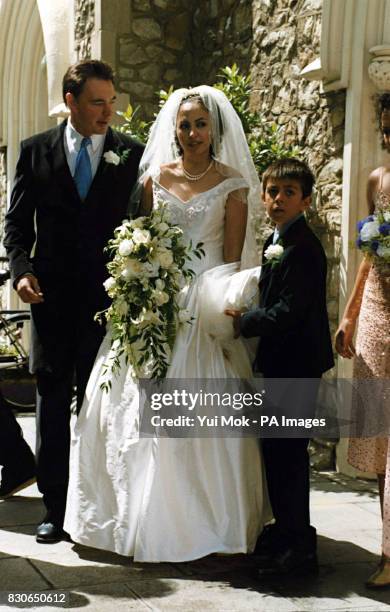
[{"x1": 0, "y1": 0, "x2": 55, "y2": 307}]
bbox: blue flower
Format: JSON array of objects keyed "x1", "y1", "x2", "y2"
[
  {"x1": 356, "y1": 237, "x2": 363, "y2": 248},
  {"x1": 378, "y1": 223, "x2": 390, "y2": 236},
  {"x1": 357, "y1": 215, "x2": 375, "y2": 232},
  {"x1": 371, "y1": 240, "x2": 379, "y2": 252}
]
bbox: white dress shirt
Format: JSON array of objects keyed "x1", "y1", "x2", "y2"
[{"x1": 64, "y1": 119, "x2": 105, "y2": 178}]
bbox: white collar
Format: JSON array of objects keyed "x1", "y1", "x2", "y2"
[{"x1": 65, "y1": 119, "x2": 105, "y2": 153}]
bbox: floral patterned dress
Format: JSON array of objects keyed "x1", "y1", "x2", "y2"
[{"x1": 348, "y1": 179, "x2": 390, "y2": 555}]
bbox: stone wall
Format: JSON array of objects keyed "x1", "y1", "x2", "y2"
[
  {"x1": 251, "y1": 0, "x2": 343, "y2": 345},
  {"x1": 117, "y1": 0, "x2": 193, "y2": 119},
  {"x1": 191, "y1": 0, "x2": 253, "y2": 85},
  {"x1": 75, "y1": 0, "x2": 95, "y2": 59}
]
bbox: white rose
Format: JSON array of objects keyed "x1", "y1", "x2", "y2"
[
  {"x1": 104, "y1": 150, "x2": 120, "y2": 165},
  {"x1": 152, "y1": 289, "x2": 169, "y2": 306},
  {"x1": 157, "y1": 249, "x2": 174, "y2": 269},
  {"x1": 121, "y1": 259, "x2": 143, "y2": 279},
  {"x1": 142, "y1": 261, "x2": 160, "y2": 277},
  {"x1": 376, "y1": 244, "x2": 390, "y2": 259},
  {"x1": 360, "y1": 220, "x2": 380, "y2": 241},
  {"x1": 158, "y1": 237, "x2": 172, "y2": 248},
  {"x1": 264, "y1": 244, "x2": 284, "y2": 261},
  {"x1": 103, "y1": 277, "x2": 116, "y2": 291},
  {"x1": 155, "y1": 278, "x2": 165, "y2": 290},
  {"x1": 132, "y1": 228, "x2": 151, "y2": 246},
  {"x1": 130, "y1": 217, "x2": 145, "y2": 229},
  {"x1": 156, "y1": 222, "x2": 169, "y2": 233},
  {"x1": 118, "y1": 239, "x2": 134, "y2": 256}
]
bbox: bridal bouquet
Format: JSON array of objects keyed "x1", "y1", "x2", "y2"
[
  {"x1": 356, "y1": 210, "x2": 390, "y2": 263},
  {"x1": 98, "y1": 203, "x2": 204, "y2": 386}
]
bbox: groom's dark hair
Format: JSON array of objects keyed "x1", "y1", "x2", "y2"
[
  {"x1": 62, "y1": 60, "x2": 115, "y2": 103},
  {"x1": 262, "y1": 158, "x2": 315, "y2": 198}
]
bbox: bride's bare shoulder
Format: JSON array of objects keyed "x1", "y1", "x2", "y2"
[
  {"x1": 214, "y1": 161, "x2": 243, "y2": 179},
  {"x1": 159, "y1": 161, "x2": 182, "y2": 181}
]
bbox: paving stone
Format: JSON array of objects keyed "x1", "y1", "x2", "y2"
[
  {"x1": 30, "y1": 550, "x2": 182, "y2": 589},
  {"x1": 353, "y1": 501, "x2": 383, "y2": 518},
  {"x1": 0, "y1": 525, "x2": 74, "y2": 559},
  {"x1": 311, "y1": 489, "x2": 380, "y2": 505},
  {"x1": 0, "y1": 557, "x2": 49, "y2": 590},
  {"x1": 317, "y1": 530, "x2": 381, "y2": 558},
  {"x1": 127, "y1": 578, "x2": 303, "y2": 611},
  {"x1": 312, "y1": 503, "x2": 381, "y2": 532},
  {"x1": 317, "y1": 535, "x2": 380, "y2": 565},
  {"x1": 0, "y1": 497, "x2": 44, "y2": 527},
  {"x1": 273, "y1": 562, "x2": 390, "y2": 610},
  {"x1": 29, "y1": 583, "x2": 149, "y2": 612}
]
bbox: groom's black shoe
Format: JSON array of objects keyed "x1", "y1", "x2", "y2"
[
  {"x1": 36, "y1": 514, "x2": 70, "y2": 544},
  {"x1": 253, "y1": 524, "x2": 284, "y2": 563},
  {"x1": 257, "y1": 547, "x2": 318, "y2": 577}
]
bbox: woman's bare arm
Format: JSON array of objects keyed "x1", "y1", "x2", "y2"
[
  {"x1": 138, "y1": 176, "x2": 153, "y2": 216},
  {"x1": 223, "y1": 194, "x2": 248, "y2": 263},
  {"x1": 334, "y1": 169, "x2": 379, "y2": 357}
]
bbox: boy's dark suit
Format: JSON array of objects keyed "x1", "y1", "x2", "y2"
[
  {"x1": 240, "y1": 216, "x2": 334, "y2": 562},
  {"x1": 4, "y1": 121, "x2": 144, "y2": 526}
]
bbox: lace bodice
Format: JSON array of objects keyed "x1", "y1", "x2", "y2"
[
  {"x1": 375, "y1": 189, "x2": 390, "y2": 214},
  {"x1": 374, "y1": 168, "x2": 390, "y2": 214},
  {"x1": 152, "y1": 177, "x2": 248, "y2": 274}
]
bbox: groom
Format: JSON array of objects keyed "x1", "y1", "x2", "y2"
[{"x1": 4, "y1": 59, "x2": 144, "y2": 542}]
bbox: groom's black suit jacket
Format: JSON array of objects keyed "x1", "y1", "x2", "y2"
[
  {"x1": 240, "y1": 216, "x2": 334, "y2": 377},
  {"x1": 4, "y1": 121, "x2": 144, "y2": 375}
]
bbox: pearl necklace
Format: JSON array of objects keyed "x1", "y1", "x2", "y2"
[{"x1": 182, "y1": 159, "x2": 214, "y2": 182}]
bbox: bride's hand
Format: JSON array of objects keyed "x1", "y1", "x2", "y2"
[{"x1": 224, "y1": 308, "x2": 242, "y2": 338}]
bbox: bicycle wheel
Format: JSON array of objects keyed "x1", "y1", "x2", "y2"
[
  {"x1": 0, "y1": 312, "x2": 35, "y2": 410},
  {"x1": 0, "y1": 312, "x2": 30, "y2": 364}
]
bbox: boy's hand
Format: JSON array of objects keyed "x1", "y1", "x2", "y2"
[{"x1": 224, "y1": 309, "x2": 242, "y2": 339}]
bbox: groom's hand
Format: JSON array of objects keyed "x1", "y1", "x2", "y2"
[
  {"x1": 224, "y1": 308, "x2": 242, "y2": 339},
  {"x1": 16, "y1": 274, "x2": 44, "y2": 304}
]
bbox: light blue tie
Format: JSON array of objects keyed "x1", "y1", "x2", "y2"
[
  {"x1": 272, "y1": 228, "x2": 280, "y2": 244},
  {"x1": 74, "y1": 137, "x2": 92, "y2": 200}
]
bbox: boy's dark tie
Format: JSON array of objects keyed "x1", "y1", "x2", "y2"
[{"x1": 74, "y1": 137, "x2": 92, "y2": 200}]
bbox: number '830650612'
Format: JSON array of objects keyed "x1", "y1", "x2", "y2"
[{"x1": 1, "y1": 592, "x2": 68, "y2": 606}]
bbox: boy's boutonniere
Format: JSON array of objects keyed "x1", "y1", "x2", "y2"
[
  {"x1": 264, "y1": 243, "x2": 284, "y2": 267},
  {"x1": 104, "y1": 148, "x2": 130, "y2": 166}
]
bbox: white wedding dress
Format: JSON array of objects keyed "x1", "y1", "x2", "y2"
[{"x1": 64, "y1": 177, "x2": 270, "y2": 562}]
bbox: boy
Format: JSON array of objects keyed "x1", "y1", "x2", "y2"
[{"x1": 226, "y1": 158, "x2": 334, "y2": 576}]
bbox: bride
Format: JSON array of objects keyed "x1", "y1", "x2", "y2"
[{"x1": 64, "y1": 85, "x2": 271, "y2": 562}]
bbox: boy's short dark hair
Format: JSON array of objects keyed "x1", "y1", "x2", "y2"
[
  {"x1": 62, "y1": 60, "x2": 115, "y2": 103},
  {"x1": 262, "y1": 158, "x2": 315, "y2": 198}
]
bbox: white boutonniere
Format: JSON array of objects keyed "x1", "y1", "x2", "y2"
[
  {"x1": 104, "y1": 148, "x2": 130, "y2": 166},
  {"x1": 264, "y1": 243, "x2": 284, "y2": 267}
]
